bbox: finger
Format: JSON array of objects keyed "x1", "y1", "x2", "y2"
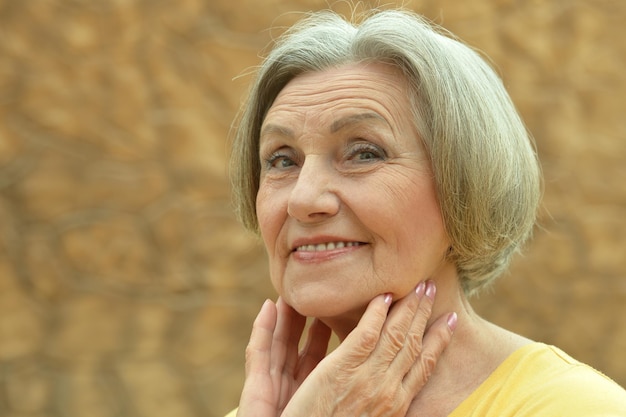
[
  {"x1": 370, "y1": 281, "x2": 427, "y2": 367},
  {"x1": 238, "y1": 299, "x2": 281, "y2": 417},
  {"x1": 244, "y1": 299, "x2": 277, "y2": 377},
  {"x1": 270, "y1": 297, "x2": 307, "y2": 377},
  {"x1": 296, "y1": 318, "x2": 332, "y2": 381},
  {"x1": 387, "y1": 280, "x2": 434, "y2": 373},
  {"x1": 337, "y1": 293, "x2": 393, "y2": 362},
  {"x1": 402, "y1": 311, "x2": 455, "y2": 392}
]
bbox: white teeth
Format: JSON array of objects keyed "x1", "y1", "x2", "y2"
[{"x1": 296, "y1": 241, "x2": 361, "y2": 252}]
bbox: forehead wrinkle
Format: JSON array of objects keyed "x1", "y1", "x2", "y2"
[{"x1": 262, "y1": 64, "x2": 414, "y2": 142}]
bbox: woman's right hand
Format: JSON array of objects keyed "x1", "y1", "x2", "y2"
[{"x1": 236, "y1": 281, "x2": 456, "y2": 417}]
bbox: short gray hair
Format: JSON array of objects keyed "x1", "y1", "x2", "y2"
[{"x1": 230, "y1": 9, "x2": 542, "y2": 296}]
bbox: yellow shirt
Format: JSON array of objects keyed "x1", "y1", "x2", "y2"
[
  {"x1": 450, "y1": 342, "x2": 626, "y2": 416},
  {"x1": 225, "y1": 343, "x2": 626, "y2": 416}
]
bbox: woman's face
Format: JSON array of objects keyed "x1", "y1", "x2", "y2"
[{"x1": 256, "y1": 62, "x2": 452, "y2": 324}]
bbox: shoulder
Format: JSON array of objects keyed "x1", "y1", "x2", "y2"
[{"x1": 502, "y1": 343, "x2": 626, "y2": 415}]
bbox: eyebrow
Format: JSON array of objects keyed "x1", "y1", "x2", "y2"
[
  {"x1": 330, "y1": 112, "x2": 390, "y2": 133},
  {"x1": 260, "y1": 124, "x2": 295, "y2": 139},
  {"x1": 260, "y1": 112, "x2": 390, "y2": 140}
]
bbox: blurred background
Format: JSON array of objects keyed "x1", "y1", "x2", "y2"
[{"x1": 0, "y1": 0, "x2": 624, "y2": 416}]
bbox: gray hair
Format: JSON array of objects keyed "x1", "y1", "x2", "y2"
[{"x1": 230, "y1": 9, "x2": 542, "y2": 296}]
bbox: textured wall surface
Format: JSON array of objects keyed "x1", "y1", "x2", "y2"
[{"x1": 0, "y1": 1, "x2": 624, "y2": 416}]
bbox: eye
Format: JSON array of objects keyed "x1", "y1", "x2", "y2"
[
  {"x1": 264, "y1": 150, "x2": 298, "y2": 170},
  {"x1": 357, "y1": 150, "x2": 379, "y2": 160},
  {"x1": 347, "y1": 142, "x2": 387, "y2": 162}
]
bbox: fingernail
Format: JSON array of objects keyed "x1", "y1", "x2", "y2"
[
  {"x1": 447, "y1": 312, "x2": 458, "y2": 331},
  {"x1": 425, "y1": 280, "x2": 436, "y2": 300},
  {"x1": 383, "y1": 293, "x2": 393, "y2": 304},
  {"x1": 415, "y1": 281, "x2": 426, "y2": 297}
]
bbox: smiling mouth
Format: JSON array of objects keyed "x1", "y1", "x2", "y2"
[{"x1": 294, "y1": 241, "x2": 365, "y2": 252}]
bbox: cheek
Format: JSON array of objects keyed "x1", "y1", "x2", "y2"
[
  {"x1": 401, "y1": 188, "x2": 449, "y2": 252},
  {"x1": 372, "y1": 176, "x2": 449, "y2": 263},
  {"x1": 256, "y1": 187, "x2": 285, "y2": 293},
  {"x1": 256, "y1": 184, "x2": 287, "y2": 255}
]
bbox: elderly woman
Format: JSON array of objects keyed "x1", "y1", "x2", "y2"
[{"x1": 226, "y1": 9, "x2": 626, "y2": 417}]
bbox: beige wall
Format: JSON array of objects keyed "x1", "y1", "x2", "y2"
[{"x1": 0, "y1": 1, "x2": 624, "y2": 416}]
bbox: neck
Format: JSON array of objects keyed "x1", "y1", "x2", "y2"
[{"x1": 407, "y1": 267, "x2": 532, "y2": 415}]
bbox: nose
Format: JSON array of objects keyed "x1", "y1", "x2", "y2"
[{"x1": 287, "y1": 156, "x2": 340, "y2": 223}]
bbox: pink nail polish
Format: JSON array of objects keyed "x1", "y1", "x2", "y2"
[
  {"x1": 447, "y1": 312, "x2": 458, "y2": 331},
  {"x1": 415, "y1": 281, "x2": 426, "y2": 297},
  {"x1": 425, "y1": 280, "x2": 436, "y2": 300},
  {"x1": 384, "y1": 293, "x2": 393, "y2": 304}
]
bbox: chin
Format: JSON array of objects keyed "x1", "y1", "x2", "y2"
[
  {"x1": 283, "y1": 290, "x2": 337, "y2": 316},
  {"x1": 284, "y1": 288, "x2": 367, "y2": 325}
]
